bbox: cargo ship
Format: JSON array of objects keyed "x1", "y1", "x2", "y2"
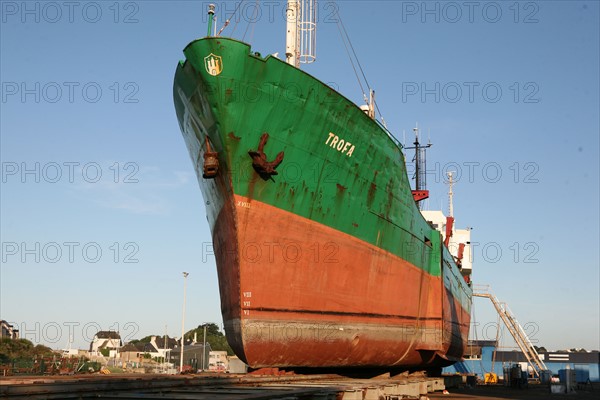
[{"x1": 173, "y1": 1, "x2": 473, "y2": 371}]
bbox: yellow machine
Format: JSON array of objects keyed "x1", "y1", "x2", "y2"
[{"x1": 484, "y1": 372, "x2": 498, "y2": 384}]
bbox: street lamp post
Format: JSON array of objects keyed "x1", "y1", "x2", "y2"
[
  {"x1": 180, "y1": 272, "x2": 189, "y2": 373},
  {"x1": 201, "y1": 323, "x2": 207, "y2": 371}
]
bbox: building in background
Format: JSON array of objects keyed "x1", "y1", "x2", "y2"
[
  {"x1": 0, "y1": 320, "x2": 19, "y2": 339},
  {"x1": 208, "y1": 351, "x2": 228, "y2": 371},
  {"x1": 118, "y1": 342, "x2": 145, "y2": 365},
  {"x1": 444, "y1": 341, "x2": 600, "y2": 382},
  {"x1": 168, "y1": 341, "x2": 211, "y2": 372},
  {"x1": 147, "y1": 335, "x2": 178, "y2": 362},
  {"x1": 89, "y1": 331, "x2": 122, "y2": 357}
]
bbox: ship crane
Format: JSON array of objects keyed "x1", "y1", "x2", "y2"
[{"x1": 473, "y1": 285, "x2": 548, "y2": 378}]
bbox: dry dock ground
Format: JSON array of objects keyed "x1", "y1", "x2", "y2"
[
  {"x1": 2, "y1": 374, "x2": 598, "y2": 399},
  {"x1": 430, "y1": 383, "x2": 599, "y2": 400}
]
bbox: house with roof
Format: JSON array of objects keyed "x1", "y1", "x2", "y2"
[
  {"x1": 169, "y1": 341, "x2": 211, "y2": 371},
  {"x1": 0, "y1": 320, "x2": 19, "y2": 339},
  {"x1": 148, "y1": 335, "x2": 178, "y2": 361},
  {"x1": 118, "y1": 336, "x2": 179, "y2": 364},
  {"x1": 118, "y1": 342, "x2": 145, "y2": 364},
  {"x1": 90, "y1": 331, "x2": 122, "y2": 356},
  {"x1": 208, "y1": 350, "x2": 228, "y2": 371}
]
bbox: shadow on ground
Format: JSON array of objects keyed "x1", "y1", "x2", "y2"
[{"x1": 430, "y1": 383, "x2": 599, "y2": 400}]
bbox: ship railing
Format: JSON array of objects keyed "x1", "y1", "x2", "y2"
[
  {"x1": 375, "y1": 119, "x2": 404, "y2": 149},
  {"x1": 472, "y1": 284, "x2": 491, "y2": 296}
]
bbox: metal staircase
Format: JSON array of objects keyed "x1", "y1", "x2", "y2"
[{"x1": 473, "y1": 285, "x2": 548, "y2": 378}]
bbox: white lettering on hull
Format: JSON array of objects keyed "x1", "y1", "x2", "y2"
[{"x1": 325, "y1": 132, "x2": 355, "y2": 157}]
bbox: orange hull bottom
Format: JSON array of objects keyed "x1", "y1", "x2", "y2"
[{"x1": 212, "y1": 195, "x2": 470, "y2": 368}]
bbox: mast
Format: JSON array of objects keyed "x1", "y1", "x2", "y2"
[
  {"x1": 368, "y1": 89, "x2": 375, "y2": 119},
  {"x1": 286, "y1": 0, "x2": 317, "y2": 67},
  {"x1": 285, "y1": 1, "x2": 300, "y2": 66},
  {"x1": 444, "y1": 171, "x2": 455, "y2": 247},
  {"x1": 206, "y1": 4, "x2": 215, "y2": 37},
  {"x1": 447, "y1": 171, "x2": 454, "y2": 217},
  {"x1": 405, "y1": 124, "x2": 432, "y2": 209},
  {"x1": 414, "y1": 125, "x2": 424, "y2": 193}
]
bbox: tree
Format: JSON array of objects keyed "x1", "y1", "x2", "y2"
[
  {"x1": 32, "y1": 344, "x2": 54, "y2": 357},
  {"x1": 185, "y1": 323, "x2": 234, "y2": 355},
  {"x1": 128, "y1": 336, "x2": 153, "y2": 344},
  {"x1": 0, "y1": 338, "x2": 54, "y2": 363},
  {"x1": 187, "y1": 323, "x2": 222, "y2": 337},
  {"x1": 125, "y1": 324, "x2": 235, "y2": 356}
]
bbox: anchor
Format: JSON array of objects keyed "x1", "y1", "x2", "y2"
[
  {"x1": 203, "y1": 136, "x2": 219, "y2": 179},
  {"x1": 248, "y1": 133, "x2": 284, "y2": 180}
]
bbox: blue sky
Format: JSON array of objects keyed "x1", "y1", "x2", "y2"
[{"x1": 1, "y1": 1, "x2": 598, "y2": 352}]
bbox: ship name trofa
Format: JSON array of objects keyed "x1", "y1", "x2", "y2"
[{"x1": 325, "y1": 132, "x2": 355, "y2": 157}]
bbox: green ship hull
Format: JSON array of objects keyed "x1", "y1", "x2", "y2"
[{"x1": 174, "y1": 37, "x2": 472, "y2": 369}]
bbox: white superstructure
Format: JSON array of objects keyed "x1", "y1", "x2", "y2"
[{"x1": 421, "y1": 172, "x2": 472, "y2": 274}]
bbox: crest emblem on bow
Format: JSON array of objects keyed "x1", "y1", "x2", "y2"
[{"x1": 204, "y1": 53, "x2": 223, "y2": 76}]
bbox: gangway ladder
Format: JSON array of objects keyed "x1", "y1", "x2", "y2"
[{"x1": 473, "y1": 285, "x2": 548, "y2": 378}]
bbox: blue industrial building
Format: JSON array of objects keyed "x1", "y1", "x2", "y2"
[{"x1": 444, "y1": 340, "x2": 600, "y2": 383}]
